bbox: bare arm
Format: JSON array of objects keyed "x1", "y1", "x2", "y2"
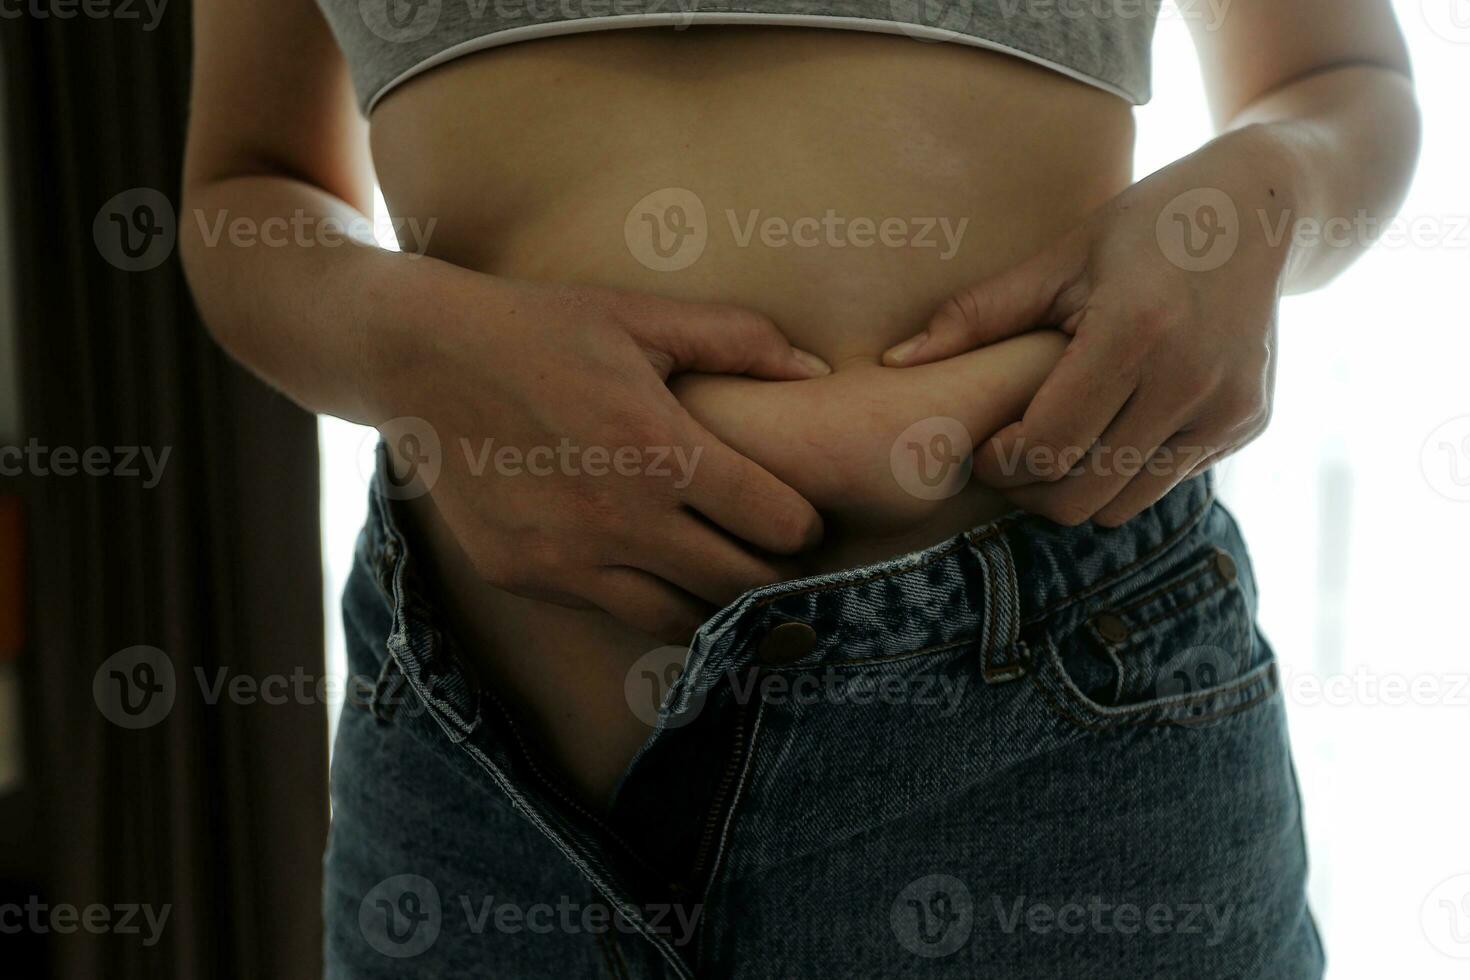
[
  {"x1": 181, "y1": 0, "x2": 833, "y2": 640},
  {"x1": 883, "y1": 0, "x2": 1420, "y2": 525},
  {"x1": 1187, "y1": 0, "x2": 1419, "y2": 291},
  {"x1": 180, "y1": 0, "x2": 393, "y2": 422}
]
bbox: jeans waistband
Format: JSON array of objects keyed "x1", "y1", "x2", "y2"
[
  {"x1": 666, "y1": 470, "x2": 1216, "y2": 715},
  {"x1": 360, "y1": 444, "x2": 1214, "y2": 728}
]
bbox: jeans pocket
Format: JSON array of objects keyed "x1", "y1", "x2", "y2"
[{"x1": 1032, "y1": 544, "x2": 1280, "y2": 730}]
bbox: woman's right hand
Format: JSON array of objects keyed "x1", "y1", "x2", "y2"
[{"x1": 374, "y1": 275, "x2": 832, "y2": 642}]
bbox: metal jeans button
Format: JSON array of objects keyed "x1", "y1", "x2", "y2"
[
  {"x1": 1092, "y1": 612, "x2": 1130, "y2": 645},
  {"x1": 756, "y1": 621, "x2": 817, "y2": 666}
]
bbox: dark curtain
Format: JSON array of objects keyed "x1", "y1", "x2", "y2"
[{"x1": 2, "y1": 6, "x2": 328, "y2": 978}]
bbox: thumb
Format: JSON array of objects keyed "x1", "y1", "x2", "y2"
[
  {"x1": 883, "y1": 234, "x2": 1087, "y2": 367},
  {"x1": 638, "y1": 298, "x2": 831, "y2": 381}
]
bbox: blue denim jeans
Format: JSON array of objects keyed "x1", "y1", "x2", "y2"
[{"x1": 324, "y1": 461, "x2": 1323, "y2": 978}]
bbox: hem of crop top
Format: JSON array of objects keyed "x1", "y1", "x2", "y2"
[{"x1": 363, "y1": 13, "x2": 1142, "y2": 114}]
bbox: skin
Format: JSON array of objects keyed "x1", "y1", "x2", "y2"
[
  {"x1": 181, "y1": 7, "x2": 1417, "y2": 805},
  {"x1": 882, "y1": 15, "x2": 1420, "y2": 524},
  {"x1": 670, "y1": 332, "x2": 1068, "y2": 543}
]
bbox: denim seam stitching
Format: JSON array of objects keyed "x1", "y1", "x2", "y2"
[
  {"x1": 370, "y1": 474, "x2": 678, "y2": 917},
  {"x1": 1104, "y1": 643, "x2": 1270, "y2": 708},
  {"x1": 475, "y1": 683, "x2": 668, "y2": 883},
  {"x1": 738, "y1": 481, "x2": 1206, "y2": 629},
  {"x1": 1031, "y1": 648, "x2": 1279, "y2": 729},
  {"x1": 981, "y1": 543, "x2": 999, "y2": 661},
  {"x1": 1089, "y1": 573, "x2": 1232, "y2": 650},
  {"x1": 1030, "y1": 666, "x2": 1277, "y2": 730},
  {"x1": 748, "y1": 537, "x2": 970, "y2": 609},
  {"x1": 1114, "y1": 557, "x2": 1217, "y2": 616},
  {"x1": 768, "y1": 634, "x2": 980, "y2": 671},
  {"x1": 456, "y1": 739, "x2": 695, "y2": 980},
  {"x1": 981, "y1": 543, "x2": 1004, "y2": 677},
  {"x1": 372, "y1": 470, "x2": 484, "y2": 738},
  {"x1": 695, "y1": 699, "x2": 767, "y2": 971},
  {"x1": 1020, "y1": 482, "x2": 1215, "y2": 627},
  {"x1": 980, "y1": 539, "x2": 1027, "y2": 681},
  {"x1": 1127, "y1": 576, "x2": 1233, "y2": 635},
  {"x1": 367, "y1": 456, "x2": 691, "y2": 976}
]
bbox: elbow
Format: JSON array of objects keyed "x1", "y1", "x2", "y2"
[
  {"x1": 177, "y1": 190, "x2": 227, "y2": 349},
  {"x1": 1358, "y1": 63, "x2": 1422, "y2": 202},
  {"x1": 1369, "y1": 70, "x2": 1423, "y2": 246},
  {"x1": 1399, "y1": 86, "x2": 1424, "y2": 193},
  {"x1": 178, "y1": 174, "x2": 250, "y2": 355}
]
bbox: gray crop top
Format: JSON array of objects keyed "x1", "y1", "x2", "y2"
[{"x1": 320, "y1": 0, "x2": 1162, "y2": 114}]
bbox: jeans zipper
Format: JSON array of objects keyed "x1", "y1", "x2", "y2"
[{"x1": 687, "y1": 700, "x2": 750, "y2": 889}]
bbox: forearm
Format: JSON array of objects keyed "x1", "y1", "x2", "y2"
[
  {"x1": 1212, "y1": 64, "x2": 1420, "y2": 293},
  {"x1": 180, "y1": 173, "x2": 489, "y2": 425}
]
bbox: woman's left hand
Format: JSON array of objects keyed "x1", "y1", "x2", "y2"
[{"x1": 882, "y1": 127, "x2": 1299, "y2": 527}]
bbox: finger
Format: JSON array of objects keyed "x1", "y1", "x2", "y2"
[
  {"x1": 585, "y1": 566, "x2": 713, "y2": 644},
  {"x1": 972, "y1": 338, "x2": 1137, "y2": 488},
  {"x1": 677, "y1": 426, "x2": 824, "y2": 556},
  {"x1": 636, "y1": 513, "x2": 787, "y2": 607},
  {"x1": 883, "y1": 232, "x2": 1088, "y2": 367},
  {"x1": 1026, "y1": 389, "x2": 1193, "y2": 523},
  {"x1": 639, "y1": 298, "x2": 831, "y2": 380},
  {"x1": 1184, "y1": 446, "x2": 1229, "y2": 479},
  {"x1": 1092, "y1": 436, "x2": 1222, "y2": 527}
]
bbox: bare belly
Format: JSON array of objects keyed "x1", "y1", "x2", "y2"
[{"x1": 367, "y1": 27, "x2": 1135, "y2": 806}]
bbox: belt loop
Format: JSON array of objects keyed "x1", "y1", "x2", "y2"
[{"x1": 971, "y1": 529, "x2": 1026, "y2": 684}]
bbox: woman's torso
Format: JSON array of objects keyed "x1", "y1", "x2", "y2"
[{"x1": 366, "y1": 27, "x2": 1136, "y2": 804}]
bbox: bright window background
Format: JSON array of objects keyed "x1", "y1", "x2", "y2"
[{"x1": 319, "y1": 3, "x2": 1470, "y2": 970}]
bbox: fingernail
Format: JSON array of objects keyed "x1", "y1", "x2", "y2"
[
  {"x1": 885, "y1": 331, "x2": 928, "y2": 365},
  {"x1": 792, "y1": 348, "x2": 832, "y2": 377}
]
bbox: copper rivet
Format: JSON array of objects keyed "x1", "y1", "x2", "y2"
[
  {"x1": 1214, "y1": 550, "x2": 1238, "y2": 583},
  {"x1": 1093, "y1": 612, "x2": 1129, "y2": 644},
  {"x1": 756, "y1": 621, "x2": 817, "y2": 666}
]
